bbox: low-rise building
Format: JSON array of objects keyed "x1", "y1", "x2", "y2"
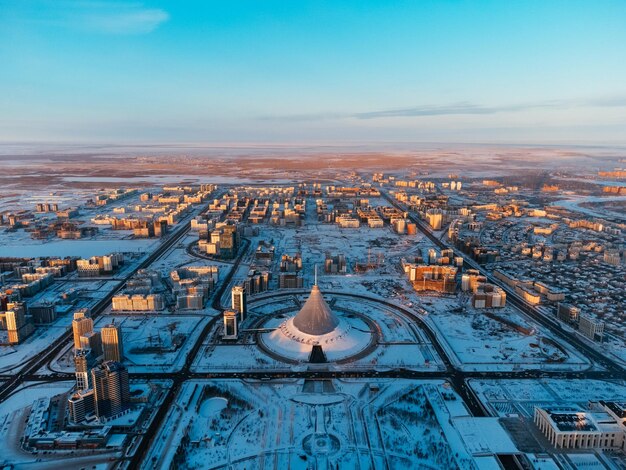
[{"x1": 534, "y1": 406, "x2": 624, "y2": 450}]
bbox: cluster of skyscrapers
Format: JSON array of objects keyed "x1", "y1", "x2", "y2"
[{"x1": 69, "y1": 311, "x2": 128, "y2": 422}]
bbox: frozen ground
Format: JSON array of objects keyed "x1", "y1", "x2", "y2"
[
  {"x1": 142, "y1": 379, "x2": 482, "y2": 470},
  {"x1": 469, "y1": 379, "x2": 626, "y2": 418},
  {"x1": 551, "y1": 194, "x2": 626, "y2": 222},
  {"x1": 0, "y1": 232, "x2": 159, "y2": 258},
  {"x1": 91, "y1": 314, "x2": 211, "y2": 373},
  {"x1": 419, "y1": 296, "x2": 591, "y2": 372},
  {"x1": 49, "y1": 313, "x2": 211, "y2": 374}
]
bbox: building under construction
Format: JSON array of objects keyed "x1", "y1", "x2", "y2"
[{"x1": 406, "y1": 264, "x2": 457, "y2": 294}]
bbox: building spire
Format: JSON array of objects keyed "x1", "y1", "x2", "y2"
[{"x1": 314, "y1": 264, "x2": 318, "y2": 286}]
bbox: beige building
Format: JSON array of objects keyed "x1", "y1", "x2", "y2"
[
  {"x1": 101, "y1": 323, "x2": 124, "y2": 362},
  {"x1": 72, "y1": 316, "x2": 94, "y2": 350}
]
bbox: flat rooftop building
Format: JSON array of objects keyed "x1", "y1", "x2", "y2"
[{"x1": 534, "y1": 406, "x2": 624, "y2": 450}]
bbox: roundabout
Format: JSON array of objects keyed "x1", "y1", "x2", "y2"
[{"x1": 230, "y1": 283, "x2": 445, "y2": 372}]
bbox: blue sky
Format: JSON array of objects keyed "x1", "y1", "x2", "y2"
[{"x1": 1, "y1": 0, "x2": 626, "y2": 143}]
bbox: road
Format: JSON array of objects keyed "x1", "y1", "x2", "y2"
[
  {"x1": 2, "y1": 188, "x2": 625, "y2": 470},
  {"x1": 378, "y1": 188, "x2": 625, "y2": 374}
]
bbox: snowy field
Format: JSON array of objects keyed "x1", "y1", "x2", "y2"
[
  {"x1": 142, "y1": 379, "x2": 481, "y2": 470},
  {"x1": 93, "y1": 314, "x2": 211, "y2": 373},
  {"x1": 420, "y1": 297, "x2": 591, "y2": 372},
  {"x1": 0, "y1": 237, "x2": 159, "y2": 258},
  {"x1": 469, "y1": 379, "x2": 626, "y2": 418}
]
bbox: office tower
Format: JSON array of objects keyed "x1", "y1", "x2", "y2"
[
  {"x1": 74, "y1": 349, "x2": 94, "y2": 391},
  {"x1": 72, "y1": 316, "x2": 94, "y2": 349},
  {"x1": 91, "y1": 361, "x2": 130, "y2": 419},
  {"x1": 231, "y1": 285, "x2": 247, "y2": 321},
  {"x1": 223, "y1": 310, "x2": 238, "y2": 339},
  {"x1": 68, "y1": 389, "x2": 95, "y2": 423},
  {"x1": 79, "y1": 331, "x2": 102, "y2": 357},
  {"x1": 101, "y1": 323, "x2": 124, "y2": 362}
]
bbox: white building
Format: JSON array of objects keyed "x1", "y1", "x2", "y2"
[{"x1": 534, "y1": 406, "x2": 624, "y2": 450}]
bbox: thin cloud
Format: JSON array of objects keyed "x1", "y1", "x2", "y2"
[
  {"x1": 260, "y1": 96, "x2": 626, "y2": 122},
  {"x1": 583, "y1": 96, "x2": 626, "y2": 108},
  {"x1": 353, "y1": 100, "x2": 573, "y2": 119},
  {"x1": 18, "y1": 1, "x2": 169, "y2": 35}
]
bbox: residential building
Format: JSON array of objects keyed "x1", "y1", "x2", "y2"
[{"x1": 91, "y1": 361, "x2": 130, "y2": 420}]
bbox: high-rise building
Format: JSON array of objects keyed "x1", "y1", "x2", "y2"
[
  {"x1": 72, "y1": 316, "x2": 94, "y2": 350},
  {"x1": 231, "y1": 285, "x2": 247, "y2": 321},
  {"x1": 74, "y1": 349, "x2": 95, "y2": 391},
  {"x1": 5, "y1": 309, "x2": 25, "y2": 331},
  {"x1": 68, "y1": 388, "x2": 95, "y2": 423},
  {"x1": 5, "y1": 305, "x2": 35, "y2": 344},
  {"x1": 426, "y1": 209, "x2": 443, "y2": 230},
  {"x1": 79, "y1": 331, "x2": 102, "y2": 357},
  {"x1": 557, "y1": 303, "x2": 580, "y2": 323},
  {"x1": 29, "y1": 303, "x2": 57, "y2": 324},
  {"x1": 101, "y1": 323, "x2": 124, "y2": 362},
  {"x1": 223, "y1": 310, "x2": 238, "y2": 339},
  {"x1": 278, "y1": 272, "x2": 304, "y2": 289},
  {"x1": 92, "y1": 361, "x2": 130, "y2": 419}
]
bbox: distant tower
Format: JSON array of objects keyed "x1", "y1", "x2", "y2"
[
  {"x1": 91, "y1": 361, "x2": 130, "y2": 419},
  {"x1": 101, "y1": 323, "x2": 124, "y2": 362},
  {"x1": 72, "y1": 316, "x2": 94, "y2": 350},
  {"x1": 222, "y1": 310, "x2": 238, "y2": 339},
  {"x1": 231, "y1": 285, "x2": 247, "y2": 322}
]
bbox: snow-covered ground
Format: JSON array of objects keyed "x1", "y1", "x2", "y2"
[
  {"x1": 0, "y1": 237, "x2": 159, "y2": 259},
  {"x1": 94, "y1": 314, "x2": 211, "y2": 373},
  {"x1": 551, "y1": 194, "x2": 626, "y2": 221},
  {"x1": 143, "y1": 379, "x2": 490, "y2": 470},
  {"x1": 469, "y1": 378, "x2": 626, "y2": 418},
  {"x1": 419, "y1": 296, "x2": 591, "y2": 372}
]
